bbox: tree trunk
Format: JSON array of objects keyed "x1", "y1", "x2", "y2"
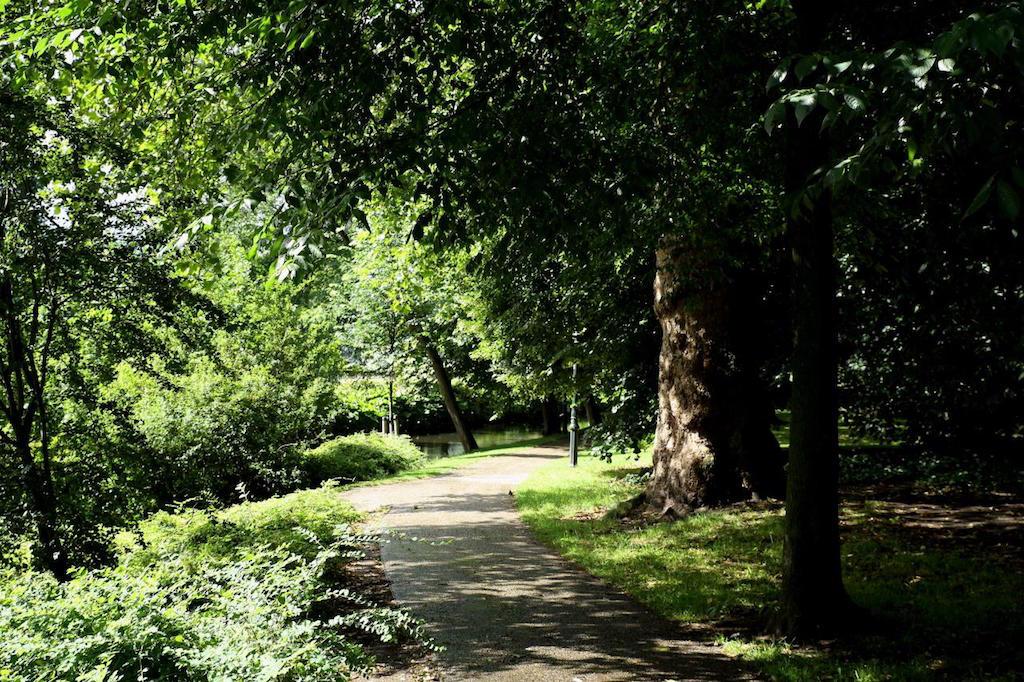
[
  {"x1": 421, "y1": 341, "x2": 478, "y2": 452},
  {"x1": 645, "y1": 239, "x2": 785, "y2": 516},
  {"x1": 584, "y1": 396, "x2": 602, "y2": 426},
  {"x1": 16, "y1": 436, "x2": 68, "y2": 581},
  {"x1": 0, "y1": 274, "x2": 69, "y2": 581},
  {"x1": 782, "y1": 0, "x2": 851, "y2": 637},
  {"x1": 541, "y1": 397, "x2": 559, "y2": 436}
]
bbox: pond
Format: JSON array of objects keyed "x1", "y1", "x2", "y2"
[{"x1": 411, "y1": 425, "x2": 542, "y2": 458}]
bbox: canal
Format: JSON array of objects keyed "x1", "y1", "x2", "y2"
[{"x1": 411, "y1": 425, "x2": 543, "y2": 457}]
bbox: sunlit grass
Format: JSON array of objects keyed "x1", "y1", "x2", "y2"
[
  {"x1": 517, "y1": 452, "x2": 1024, "y2": 681},
  {"x1": 516, "y1": 453, "x2": 782, "y2": 621},
  {"x1": 346, "y1": 434, "x2": 564, "y2": 487}
]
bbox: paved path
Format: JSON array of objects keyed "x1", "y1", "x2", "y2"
[{"x1": 342, "y1": 443, "x2": 756, "y2": 681}]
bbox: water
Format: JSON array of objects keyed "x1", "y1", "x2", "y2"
[{"x1": 412, "y1": 425, "x2": 542, "y2": 458}]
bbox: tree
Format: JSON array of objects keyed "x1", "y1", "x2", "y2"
[
  {"x1": 777, "y1": 0, "x2": 850, "y2": 634},
  {"x1": 443, "y1": 1, "x2": 791, "y2": 511},
  {"x1": 344, "y1": 202, "x2": 481, "y2": 451},
  {"x1": 0, "y1": 86, "x2": 156, "y2": 578},
  {"x1": 8, "y1": 0, "x2": 797, "y2": 511},
  {"x1": 765, "y1": 0, "x2": 1024, "y2": 636}
]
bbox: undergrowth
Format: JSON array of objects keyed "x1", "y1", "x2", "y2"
[{"x1": 0, "y1": 484, "x2": 429, "y2": 681}]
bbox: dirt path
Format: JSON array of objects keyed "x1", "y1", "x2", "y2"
[{"x1": 341, "y1": 443, "x2": 756, "y2": 681}]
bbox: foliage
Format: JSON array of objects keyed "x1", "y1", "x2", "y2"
[
  {"x1": 839, "y1": 448, "x2": 1024, "y2": 497},
  {"x1": 87, "y1": 234, "x2": 370, "y2": 502},
  {"x1": 1, "y1": 0, "x2": 1022, "y2": 657},
  {"x1": 0, "y1": 77, "x2": 197, "y2": 574},
  {"x1": 0, "y1": 485, "x2": 429, "y2": 681},
  {"x1": 302, "y1": 433, "x2": 423, "y2": 486},
  {"x1": 765, "y1": 3, "x2": 1024, "y2": 447},
  {"x1": 336, "y1": 200, "x2": 530, "y2": 433}
]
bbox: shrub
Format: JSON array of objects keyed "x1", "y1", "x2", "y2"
[
  {"x1": 302, "y1": 433, "x2": 424, "y2": 485},
  {"x1": 0, "y1": 485, "x2": 428, "y2": 681}
]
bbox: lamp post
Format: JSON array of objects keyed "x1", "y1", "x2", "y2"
[{"x1": 569, "y1": 364, "x2": 579, "y2": 467}]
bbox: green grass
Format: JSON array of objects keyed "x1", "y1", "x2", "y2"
[
  {"x1": 346, "y1": 434, "x2": 563, "y2": 488},
  {"x1": 517, "y1": 453, "x2": 1024, "y2": 681}
]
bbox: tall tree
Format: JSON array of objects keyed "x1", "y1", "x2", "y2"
[
  {"x1": 779, "y1": 0, "x2": 850, "y2": 634},
  {"x1": 0, "y1": 86, "x2": 157, "y2": 577},
  {"x1": 767, "y1": 0, "x2": 1024, "y2": 636},
  {"x1": 345, "y1": 205, "x2": 481, "y2": 449},
  {"x1": 10, "y1": 0, "x2": 789, "y2": 510}
]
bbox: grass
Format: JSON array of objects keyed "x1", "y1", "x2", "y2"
[
  {"x1": 516, "y1": 452, "x2": 1024, "y2": 681},
  {"x1": 346, "y1": 434, "x2": 563, "y2": 488}
]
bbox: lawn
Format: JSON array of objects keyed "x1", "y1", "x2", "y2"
[
  {"x1": 516, "y1": 452, "x2": 1024, "y2": 681},
  {"x1": 347, "y1": 434, "x2": 563, "y2": 487}
]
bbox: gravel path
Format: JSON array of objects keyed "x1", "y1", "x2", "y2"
[{"x1": 342, "y1": 443, "x2": 757, "y2": 681}]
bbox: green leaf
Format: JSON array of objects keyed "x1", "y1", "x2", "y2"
[
  {"x1": 32, "y1": 34, "x2": 50, "y2": 55},
  {"x1": 963, "y1": 175, "x2": 995, "y2": 218},
  {"x1": 843, "y1": 93, "x2": 866, "y2": 112},
  {"x1": 908, "y1": 58, "x2": 934, "y2": 78},
  {"x1": 1010, "y1": 167, "x2": 1024, "y2": 188},
  {"x1": 794, "y1": 102, "x2": 814, "y2": 126},
  {"x1": 997, "y1": 180, "x2": 1020, "y2": 220},
  {"x1": 300, "y1": 29, "x2": 317, "y2": 49},
  {"x1": 794, "y1": 54, "x2": 819, "y2": 81},
  {"x1": 763, "y1": 101, "x2": 785, "y2": 134},
  {"x1": 766, "y1": 61, "x2": 788, "y2": 92}
]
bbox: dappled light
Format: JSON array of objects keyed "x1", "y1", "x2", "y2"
[{"x1": 1, "y1": 0, "x2": 1022, "y2": 679}]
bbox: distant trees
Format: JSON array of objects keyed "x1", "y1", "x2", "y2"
[{"x1": 342, "y1": 204, "x2": 484, "y2": 451}]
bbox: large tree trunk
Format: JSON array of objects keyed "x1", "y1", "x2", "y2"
[
  {"x1": 584, "y1": 396, "x2": 602, "y2": 426},
  {"x1": 645, "y1": 240, "x2": 785, "y2": 516},
  {"x1": 540, "y1": 397, "x2": 559, "y2": 436},
  {"x1": 421, "y1": 341, "x2": 478, "y2": 452},
  {"x1": 782, "y1": 0, "x2": 851, "y2": 637}
]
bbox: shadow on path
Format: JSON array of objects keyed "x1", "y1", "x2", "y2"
[{"x1": 343, "y1": 444, "x2": 757, "y2": 681}]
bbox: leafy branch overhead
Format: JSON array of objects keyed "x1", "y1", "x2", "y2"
[{"x1": 765, "y1": 4, "x2": 1024, "y2": 222}]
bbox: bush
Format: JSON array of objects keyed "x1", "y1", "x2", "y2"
[
  {"x1": 302, "y1": 433, "x2": 424, "y2": 485},
  {"x1": 0, "y1": 485, "x2": 428, "y2": 681}
]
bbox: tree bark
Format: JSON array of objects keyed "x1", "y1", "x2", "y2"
[
  {"x1": 421, "y1": 341, "x2": 478, "y2": 452},
  {"x1": 782, "y1": 0, "x2": 852, "y2": 637},
  {"x1": 541, "y1": 397, "x2": 559, "y2": 436},
  {"x1": 388, "y1": 378, "x2": 396, "y2": 435},
  {"x1": 584, "y1": 396, "x2": 602, "y2": 426},
  {"x1": 0, "y1": 274, "x2": 69, "y2": 581},
  {"x1": 645, "y1": 240, "x2": 785, "y2": 515}
]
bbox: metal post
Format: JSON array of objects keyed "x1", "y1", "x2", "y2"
[
  {"x1": 569, "y1": 364, "x2": 579, "y2": 467},
  {"x1": 388, "y1": 379, "x2": 395, "y2": 435}
]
